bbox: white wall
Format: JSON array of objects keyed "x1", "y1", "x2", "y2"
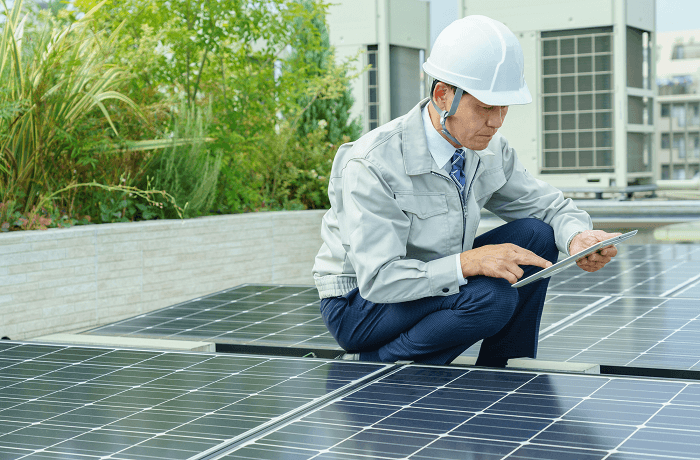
[{"x1": 0, "y1": 211, "x2": 326, "y2": 340}]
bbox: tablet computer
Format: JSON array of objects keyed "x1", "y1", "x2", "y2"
[{"x1": 511, "y1": 230, "x2": 638, "y2": 288}]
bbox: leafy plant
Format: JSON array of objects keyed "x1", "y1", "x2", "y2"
[
  {"x1": 0, "y1": 0, "x2": 143, "y2": 213},
  {"x1": 75, "y1": 0, "x2": 363, "y2": 214},
  {"x1": 146, "y1": 102, "x2": 222, "y2": 218}
]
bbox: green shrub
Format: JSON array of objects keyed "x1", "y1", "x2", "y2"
[
  {"x1": 0, "y1": 0, "x2": 142, "y2": 213},
  {"x1": 146, "y1": 103, "x2": 222, "y2": 218}
]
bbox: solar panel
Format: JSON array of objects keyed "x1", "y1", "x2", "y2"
[
  {"x1": 221, "y1": 364, "x2": 700, "y2": 460},
  {"x1": 81, "y1": 243, "x2": 700, "y2": 371},
  {"x1": 85, "y1": 287, "x2": 612, "y2": 362},
  {"x1": 459, "y1": 294, "x2": 610, "y2": 359},
  {"x1": 537, "y1": 296, "x2": 700, "y2": 370},
  {"x1": 547, "y1": 258, "x2": 700, "y2": 297},
  {"x1": 84, "y1": 285, "x2": 340, "y2": 351},
  {"x1": 0, "y1": 342, "x2": 388, "y2": 460}
]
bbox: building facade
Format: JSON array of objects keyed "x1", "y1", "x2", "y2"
[
  {"x1": 460, "y1": 0, "x2": 656, "y2": 191},
  {"x1": 326, "y1": 0, "x2": 430, "y2": 133},
  {"x1": 656, "y1": 30, "x2": 700, "y2": 180}
]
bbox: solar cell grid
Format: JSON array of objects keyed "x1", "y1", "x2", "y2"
[
  {"x1": 537, "y1": 297, "x2": 700, "y2": 370},
  {"x1": 0, "y1": 342, "x2": 387, "y2": 460},
  {"x1": 223, "y1": 365, "x2": 700, "y2": 460},
  {"x1": 85, "y1": 284, "x2": 339, "y2": 350},
  {"x1": 547, "y1": 258, "x2": 700, "y2": 296}
]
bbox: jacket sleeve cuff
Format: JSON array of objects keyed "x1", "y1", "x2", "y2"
[
  {"x1": 566, "y1": 230, "x2": 583, "y2": 256},
  {"x1": 455, "y1": 254, "x2": 467, "y2": 286},
  {"x1": 428, "y1": 255, "x2": 461, "y2": 296}
]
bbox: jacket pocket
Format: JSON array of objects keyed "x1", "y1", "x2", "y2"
[
  {"x1": 395, "y1": 192, "x2": 449, "y2": 260},
  {"x1": 474, "y1": 167, "x2": 507, "y2": 206}
]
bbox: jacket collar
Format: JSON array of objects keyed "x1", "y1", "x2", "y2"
[{"x1": 402, "y1": 98, "x2": 495, "y2": 176}]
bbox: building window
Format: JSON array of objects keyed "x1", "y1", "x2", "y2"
[
  {"x1": 367, "y1": 45, "x2": 379, "y2": 131},
  {"x1": 672, "y1": 104, "x2": 687, "y2": 127},
  {"x1": 661, "y1": 133, "x2": 670, "y2": 149},
  {"x1": 672, "y1": 43, "x2": 700, "y2": 60},
  {"x1": 662, "y1": 164, "x2": 670, "y2": 179},
  {"x1": 691, "y1": 103, "x2": 700, "y2": 126},
  {"x1": 674, "y1": 134, "x2": 686, "y2": 159},
  {"x1": 673, "y1": 165, "x2": 687, "y2": 179},
  {"x1": 661, "y1": 103, "x2": 670, "y2": 117},
  {"x1": 541, "y1": 27, "x2": 614, "y2": 173}
]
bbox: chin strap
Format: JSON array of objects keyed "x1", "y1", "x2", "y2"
[{"x1": 429, "y1": 79, "x2": 464, "y2": 148}]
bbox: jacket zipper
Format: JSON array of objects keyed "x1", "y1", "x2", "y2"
[
  {"x1": 463, "y1": 159, "x2": 481, "y2": 248},
  {"x1": 431, "y1": 158, "x2": 481, "y2": 249},
  {"x1": 431, "y1": 170, "x2": 467, "y2": 248}
]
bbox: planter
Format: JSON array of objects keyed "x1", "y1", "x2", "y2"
[{"x1": 0, "y1": 210, "x2": 326, "y2": 340}]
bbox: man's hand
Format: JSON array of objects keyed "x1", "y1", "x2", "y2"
[
  {"x1": 569, "y1": 230, "x2": 621, "y2": 272},
  {"x1": 460, "y1": 243, "x2": 553, "y2": 284}
]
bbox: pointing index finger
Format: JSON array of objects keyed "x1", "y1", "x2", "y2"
[{"x1": 513, "y1": 247, "x2": 553, "y2": 269}]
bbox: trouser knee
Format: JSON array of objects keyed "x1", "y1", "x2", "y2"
[
  {"x1": 518, "y1": 218, "x2": 558, "y2": 263},
  {"x1": 455, "y1": 280, "x2": 518, "y2": 337}
]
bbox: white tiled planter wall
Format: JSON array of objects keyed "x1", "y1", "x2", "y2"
[{"x1": 0, "y1": 210, "x2": 326, "y2": 340}]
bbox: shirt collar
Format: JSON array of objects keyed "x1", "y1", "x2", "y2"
[{"x1": 422, "y1": 104, "x2": 464, "y2": 169}]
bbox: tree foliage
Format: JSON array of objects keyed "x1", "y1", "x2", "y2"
[
  {"x1": 75, "y1": 0, "x2": 362, "y2": 213},
  {"x1": 0, "y1": 0, "x2": 362, "y2": 231}
]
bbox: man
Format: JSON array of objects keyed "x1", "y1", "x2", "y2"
[{"x1": 312, "y1": 15, "x2": 619, "y2": 367}]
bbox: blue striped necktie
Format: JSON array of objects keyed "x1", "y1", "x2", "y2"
[{"x1": 450, "y1": 149, "x2": 466, "y2": 192}]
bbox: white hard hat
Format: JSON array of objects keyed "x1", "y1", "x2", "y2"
[{"x1": 423, "y1": 15, "x2": 531, "y2": 107}]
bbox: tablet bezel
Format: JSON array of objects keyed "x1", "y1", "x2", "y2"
[{"x1": 510, "y1": 229, "x2": 638, "y2": 288}]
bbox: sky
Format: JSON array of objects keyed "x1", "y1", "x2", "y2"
[{"x1": 425, "y1": 0, "x2": 700, "y2": 46}]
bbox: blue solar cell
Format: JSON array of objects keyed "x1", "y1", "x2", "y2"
[
  {"x1": 530, "y1": 420, "x2": 635, "y2": 450},
  {"x1": 451, "y1": 414, "x2": 551, "y2": 442},
  {"x1": 590, "y1": 378, "x2": 686, "y2": 403},
  {"x1": 507, "y1": 444, "x2": 606, "y2": 459},
  {"x1": 413, "y1": 387, "x2": 504, "y2": 412},
  {"x1": 619, "y1": 428, "x2": 700, "y2": 457},
  {"x1": 333, "y1": 428, "x2": 437, "y2": 457},
  {"x1": 669, "y1": 384, "x2": 700, "y2": 406},
  {"x1": 373, "y1": 407, "x2": 469, "y2": 433},
  {"x1": 410, "y1": 436, "x2": 518, "y2": 459},
  {"x1": 262, "y1": 422, "x2": 375, "y2": 451},
  {"x1": 219, "y1": 444, "x2": 315, "y2": 460},
  {"x1": 380, "y1": 366, "x2": 469, "y2": 386},
  {"x1": 344, "y1": 382, "x2": 434, "y2": 405},
  {"x1": 488, "y1": 392, "x2": 581, "y2": 418},
  {"x1": 646, "y1": 405, "x2": 700, "y2": 431},
  {"x1": 447, "y1": 369, "x2": 534, "y2": 392},
  {"x1": 563, "y1": 398, "x2": 662, "y2": 424},
  {"x1": 517, "y1": 374, "x2": 607, "y2": 397},
  {"x1": 304, "y1": 401, "x2": 396, "y2": 427}
]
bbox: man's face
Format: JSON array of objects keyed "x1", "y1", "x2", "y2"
[{"x1": 437, "y1": 85, "x2": 509, "y2": 151}]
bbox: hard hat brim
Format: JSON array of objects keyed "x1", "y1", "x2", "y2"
[{"x1": 468, "y1": 82, "x2": 532, "y2": 107}]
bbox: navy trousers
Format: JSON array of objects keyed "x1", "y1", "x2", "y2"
[{"x1": 319, "y1": 218, "x2": 559, "y2": 365}]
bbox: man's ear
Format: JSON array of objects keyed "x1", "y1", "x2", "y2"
[{"x1": 433, "y1": 82, "x2": 452, "y2": 111}]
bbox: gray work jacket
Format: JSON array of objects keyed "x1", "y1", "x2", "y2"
[{"x1": 312, "y1": 99, "x2": 592, "y2": 303}]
